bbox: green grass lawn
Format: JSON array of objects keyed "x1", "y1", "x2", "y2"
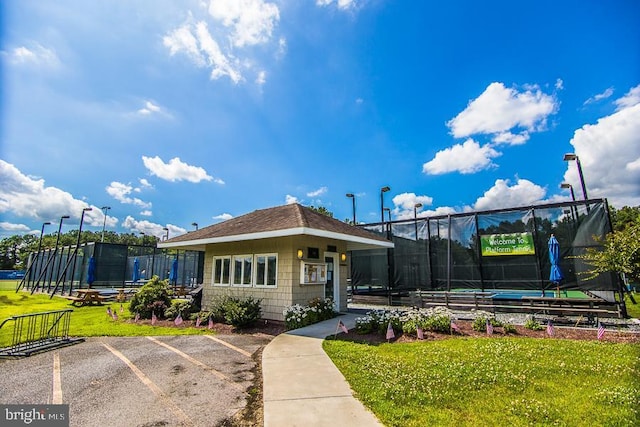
[
  {"x1": 625, "y1": 292, "x2": 640, "y2": 318},
  {"x1": 0, "y1": 280, "x2": 209, "y2": 347},
  {"x1": 324, "y1": 338, "x2": 640, "y2": 427}
]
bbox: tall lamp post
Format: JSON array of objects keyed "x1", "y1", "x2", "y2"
[
  {"x1": 380, "y1": 186, "x2": 390, "y2": 224},
  {"x1": 46, "y1": 215, "x2": 70, "y2": 291},
  {"x1": 69, "y1": 208, "x2": 92, "y2": 291},
  {"x1": 101, "y1": 206, "x2": 111, "y2": 242},
  {"x1": 191, "y1": 222, "x2": 198, "y2": 231},
  {"x1": 414, "y1": 203, "x2": 423, "y2": 240},
  {"x1": 563, "y1": 153, "x2": 588, "y2": 200},
  {"x1": 163, "y1": 227, "x2": 169, "y2": 241},
  {"x1": 561, "y1": 182, "x2": 576, "y2": 222},
  {"x1": 346, "y1": 193, "x2": 356, "y2": 224}
]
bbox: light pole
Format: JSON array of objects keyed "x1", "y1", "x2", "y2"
[
  {"x1": 563, "y1": 153, "x2": 588, "y2": 200},
  {"x1": 101, "y1": 206, "x2": 111, "y2": 242},
  {"x1": 191, "y1": 222, "x2": 198, "y2": 231},
  {"x1": 346, "y1": 193, "x2": 356, "y2": 224},
  {"x1": 380, "y1": 186, "x2": 390, "y2": 224},
  {"x1": 561, "y1": 183, "x2": 576, "y2": 222},
  {"x1": 47, "y1": 215, "x2": 70, "y2": 290},
  {"x1": 163, "y1": 227, "x2": 169, "y2": 241},
  {"x1": 414, "y1": 203, "x2": 423, "y2": 240},
  {"x1": 69, "y1": 208, "x2": 92, "y2": 290}
]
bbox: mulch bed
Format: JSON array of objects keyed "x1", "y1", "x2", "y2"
[{"x1": 332, "y1": 320, "x2": 640, "y2": 345}]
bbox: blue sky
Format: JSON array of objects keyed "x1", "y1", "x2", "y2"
[{"x1": 2, "y1": 0, "x2": 639, "y2": 240}]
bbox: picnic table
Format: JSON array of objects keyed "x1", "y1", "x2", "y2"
[{"x1": 63, "y1": 289, "x2": 106, "y2": 306}]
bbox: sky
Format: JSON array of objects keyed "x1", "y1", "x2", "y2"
[{"x1": 1, "y1": 0, "x2": 639, "y2": 241}]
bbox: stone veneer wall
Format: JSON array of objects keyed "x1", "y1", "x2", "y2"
[{"x1": 201, "y1": 235, "x2": 349, "y2": 321}]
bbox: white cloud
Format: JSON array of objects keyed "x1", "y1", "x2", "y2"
[
  {"x1": 492, "y1": 131, "x2": 529, "y2": 146},
  {"x1": 0, "y1": 160, "x2": 118, "y2": 228},
  {"x1": 555, "y1": 79, "x2": 564, "y2": 90},
  {"x1": 422, "y1": 139, "x2": 500, "y2": 175},
  {"x1": 208, "y1": 0, "x2": 280, "y2": 48},
  {"x1": 0, "y1": 222, "x2": 31, "y2": 232},
  {"x1": 473, "y1": 179, "x2": 547, "y2": 211},
  {"x1": 614, "y1": 84, "x2": 640, "y2": 111},
  {"x1": 4, "y1": 43, "x2": 60, "y2": 68},
  {"x1": 316, "y1": 0, "x2": 357, "y2": 10},
  {"x1": 583, "y1": 87, "x2": 614, "y2": 105},
  {"x1": 142, "y1": 156, "x2": 222, "y2": 184},
  {"x1": 213, "y1": 213, "x2": 233, "y2": 221},
  {"x1": 106, "y1": 182, "x2": 152, "y2": 209},
  {"x1": 136, "y1": 100, "x2": 172, "y2": 118},
  {"x1": 139, "y1": 178, "x2": 153, "y2": 189},
  {"x1": 285, "y1": 194, "x2": 299, "y2": 204},
  {"x1": 140, "y1": 210, "x2": 153, "y2": 217},
  {"x1": 164, "y1": 0, "x2": 281, "y2": 84},
  {"x1": 256, "y1": 70, "x2": 266, "y2": 85},
  {"x1": 447, "y1": 82, "x2": 557, "y2": 144},
  {"x1": 391, "y1": 193, "x2": 434, "y2": 220},
  {"x1": 122, "y1": 216, "x2": 186, "y2": 239},
  {"x1": 564, "y1": 97, "x2": 640, "y2": 207},
  {"x1": 307, "y1": 186, "x2": 328, "y2": 197}
]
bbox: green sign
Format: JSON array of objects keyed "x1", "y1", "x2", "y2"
[{"x1": 480, "y1": 232, "x2": 535, "y2": 256}]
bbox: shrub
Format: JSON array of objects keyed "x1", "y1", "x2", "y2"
[
  {"x1": 283, "y1": 298, "x2": 337, "y2": 330},
  {"x1": 209, "y1": 295, "x2": 232, "y2": 322},
  {"x1": 165, "y1": 299, "x2": 194, "y2": 320},
  {"x1": 502, "y1": 322, "x2": 518, "y2": 334},
  {"x1": 471, "y1": 311, "x2": 501, "y2": 332},
  {"x1": 223, "y1": 296, "x2": 262, "y2": 328},
  {"x1": 524, "y1": 317, "x2": 544, "y2": 331},
  {"x1": 129, "y1": 276, "x2": 172, "y2": 319}
]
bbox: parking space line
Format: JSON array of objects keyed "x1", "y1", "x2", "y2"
[
  {"x1": 146, "y1": 337, "x2": 245, "y2": 392},
  {"x1": 52, "y1": 352, "x2": 62, "y2": 404},
  {"x1": 203, "y1": 335, "x2": 252, "y2": 358},
  {"x1": 101, "y1": 341, "x2": 193, "y2": 426}
]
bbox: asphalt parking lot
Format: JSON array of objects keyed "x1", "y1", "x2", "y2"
[{"x1": 0, "y1": 334, "x2": 272, "y2": 426}]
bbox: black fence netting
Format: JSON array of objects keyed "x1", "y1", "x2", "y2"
[{"x1": 352, "y1": 199, "x2": 619, "y2": 294}]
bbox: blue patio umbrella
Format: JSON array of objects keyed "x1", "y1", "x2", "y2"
[
  {"x1": 133, "y1": 257, "x2": 140, "y2": 283},
  {"x1": 87, "y1": 256, "x2": 96, "y2": 287},
  {"x1": 548, "y1": 234, "x2": 564, "y2": 285},
  {"x1": 169, "y1": 258, "x2": 178, "y2": 285}
]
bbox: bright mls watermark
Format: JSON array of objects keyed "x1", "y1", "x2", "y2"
[{"x1": 1, "y1": 405, "x2": 69, "y2": 426}]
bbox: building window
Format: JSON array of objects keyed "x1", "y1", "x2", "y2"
[
  {"x1": 213, "y1": 256, "x2": 231, "y2": 286},
  {"x1": 232, "y1": 255, "x2": 253, "y2": 286},
  {"x1": 255, "y1": 254, "x2": 277, "y2": 287}
]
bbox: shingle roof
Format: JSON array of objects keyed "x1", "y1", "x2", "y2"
[{"x1": 159, "y1": 203, "x2": 393, "y2": 251}]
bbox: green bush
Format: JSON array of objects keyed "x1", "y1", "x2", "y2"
[
  {"x1": 164, "y1": 299, "x2": 194, "y2": 320},
  {"x1": 283, "y1": 298, "x2": 337, "y2": 330},
  {"x1": 208, "y1": 295, "x2": 232, "y2": 322},
  {"x1": 472, "y1": 313, "x2": 501, "y2": 332},
  {"x1": 524, "y1": 317, "x2": 544, "y2": 331},
  {"x1": 223, "y1": 296, "x2": 262, "y2": 328},
  {"x1": 129, "y1": 276, "x2": 172, "y2": 319}
]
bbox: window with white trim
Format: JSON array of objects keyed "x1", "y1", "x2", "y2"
[
  {"x1": 232, "y1": 255, "x2": 253, "y2": 286},
  {"x1": 255, "y1": 254, "x2": 277, "y2": 287},
  {"x1": 212, "y1": 256, "x2": 231, "y2": 286}
]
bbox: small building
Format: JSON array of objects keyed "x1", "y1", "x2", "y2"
[{"x1": 158, "y1": 204, "x2": 393, "y2": 320}]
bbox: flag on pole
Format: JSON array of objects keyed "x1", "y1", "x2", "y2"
[
  {"x1": 174, "y1": 314, "x2": 183, "y2": 326},
  {"x1": 106, "y1": 307, "x2": 112, "y2": 316},
  {"x1": 112, "y1": 312, "x2": 118, "y2": 321},
  {"x1": 134, "y1": 312, "x2": 140, "y2": 323},
  {"x1": 195, "y1": 316, "x2": 202, "y2": 327},
  {"x1": 416, "y1": 326, "x2": 424, "y2": 340},
  {"x1": 120, "y1": 304, "x2": 124, "y2": 313},
  {"x1": 338, "y1": 319, "x2": 349, "y2": 334},
  {"x1": 450, "y1": 320, "x2": 460, "y2": 334},
  {"x1": 151, "y1": 312, "x2": 157, "y2": 326},
  {"x1": 208, "y1": 317, "x2": 214, "y2": 330},
  {"x1": 546, "y1": 320, "x2": 555, "y2": 337},
  {"x1": 486, "y1": 319, "x2": 493, "y2": 335},
  {"x1": 597, "y1": 321, "x2": 605, "y2": 340},
  {"x1": 386, "y1": 321, "x2": 395, "y2": 340}
]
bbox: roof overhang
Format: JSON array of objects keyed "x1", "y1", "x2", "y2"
[{"x1": 158, "y1": 226, "x2": 394, "y2": 252}]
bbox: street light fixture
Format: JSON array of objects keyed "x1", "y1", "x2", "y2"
[
  {"x1": 380, "y1": 186, "x2": 390, "y2": 224},
  {"x1": 560, "y1": 183, "x2": 575, "y2": 201},
  {"x1": 191, "y1": 222, "x2": 198, "y2": 231},
  {"x1": 563, "y1": 153, "x2": 588, "y2": 200},
  {"x1": 163, "y1": 227, "x2": 169, "y2": 241},
  {"x1": 414, "y1": 203, "x2": 423, "y2": 240},
  {"x1": 346, "y1": 193, "x2": 356, "y2": 224},
  {"x1": 101, "y1": 206, "x2": 111, "y2": 242},
  {"x1": 383, "y1": 207, "x2": 392, "y2": 222}
]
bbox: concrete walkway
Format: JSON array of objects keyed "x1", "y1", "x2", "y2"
[{"x1": 262, "y1": 313, "x2": 383, "y2": 427}]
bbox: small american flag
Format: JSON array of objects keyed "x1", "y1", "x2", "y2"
[
  {"x1": 597, "y1": 321, "x2": 605, "y2": 340},
  {"x1": 174, "y1": 314, "x2": 183, "y2": 326},
  {"x1": 486, "y1": 319, "x2": 493, "y2": 335},
  {"x1": 151, "y1": 312, "x2": 157, "y2": 326},
  {"x1": 120, "y1": 304, "x2": 124, "y2": 313},
  {"x1": 106, "y1": 307, "x2": 112, "y2": 316},
  {"x1": 338, "y1": 319, "x2": 349, "y2": 334},
  {"x1": 547, "y1": 320, "x2": 555, "y2": 337},
  {"x1": 450, "y1": 320, "x2": 460, "y2": 333},
  {"x1": 112, "y1": 312, "x2": 118, "y2": 321},
  {"x1": 134, "y1": 312, "x2": 140, "y2": 323},
  {"x1": 208, "y1": 317, "x2": 214, "y2": 329},
  {"x1": 416, "y1": 326, "x2": 424, "y2": 340},
  {"x1": 195, "y1": 316, "x2": 201, "y2": 327},
  {"x1": 386, "y1": 321, "x2": 395, "y2": 340}
]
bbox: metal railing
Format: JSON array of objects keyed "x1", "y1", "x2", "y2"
[{"x1": 0, "y1": 309, "x2": 83, "y2": 358}]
